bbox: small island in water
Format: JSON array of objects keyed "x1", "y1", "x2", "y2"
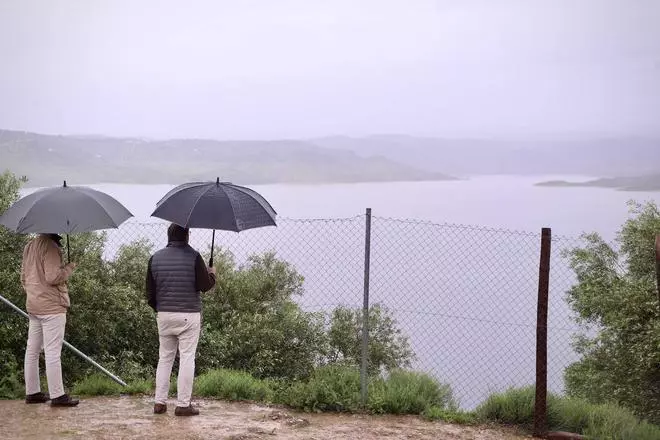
[{"x1": 536, "y1": 174, "x2": 660, "y2": 192}]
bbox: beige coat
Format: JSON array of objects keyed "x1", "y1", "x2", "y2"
[{"x1": 21, "y1": 234, "x2": 74, "y2": 315}]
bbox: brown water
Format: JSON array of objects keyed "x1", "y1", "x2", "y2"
[{"x1": 0, "y1": 397, "x2": 529, "y2": 440}]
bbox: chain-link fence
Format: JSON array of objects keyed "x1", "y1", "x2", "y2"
[{"x1": 100, "y1": 211, "x2": 596, "y2": 410}]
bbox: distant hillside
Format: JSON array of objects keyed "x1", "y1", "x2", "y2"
[
  {"x1": 0, "y1": 130, "x2": 455, "y2": 187},
  {"x1": 536, "y1": 174, "x2": 660, "y2": 191},
  {"x1": 310, "y1": 135, "x2": 660, "y2": 177},
  {"x1": 4, "y1": 129, "x2": 659, "y2": 188}
]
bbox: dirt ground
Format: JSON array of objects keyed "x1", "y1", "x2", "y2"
[{"x1": 0, "y1": 397, "x2": 531, "y2": 440}]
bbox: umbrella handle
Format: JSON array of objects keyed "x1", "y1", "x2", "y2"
[{"x1": 209, "y1": 229, "x2": 215, "y2": 267}]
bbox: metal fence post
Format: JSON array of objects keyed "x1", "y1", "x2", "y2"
[
  {"x1": 534, "y1": 227, "x2": 552, "y2": 437},
  {"x1": 655, "y1": 235, "x2": 660, "y2": 310},
  {"x1": 360, "y1": 208, "x2": 372, "y2": 407}
]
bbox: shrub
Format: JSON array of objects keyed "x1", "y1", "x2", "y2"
[
  {"x1": 327, "y1": 305, "x2": 414, "y2": 374},
  {"x1": 476, "y1": 386, "x2": 540, "y2": 427},
  {"x1": 278, "y1": 366, "x2": 457, "y2": 418},
  {"x1": 476, "y1": 386, "x2": 660, "y2": 440},
  {"x1": 0, "y1": 350, "x2": 23, "y2": 399},
  {"x1": 279, "y1": 365, "x2": 361, "y2": 412},
  {"x1": 563, "y1": 201, "x2": 660, "y2": 423},
  {"x1": 368, "y1": 370, "x2": 456, "y2": 415}
]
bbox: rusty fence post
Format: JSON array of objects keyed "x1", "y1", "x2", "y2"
[
  {"x1": 655, "y1": 235, "x2": 660, "y2": 309},
  {"x1": 534, "y1": 228, "x2": 552, "y2": 438}
]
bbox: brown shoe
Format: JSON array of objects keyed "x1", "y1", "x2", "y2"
[
  {"x1": 174, "y1": 405, "x2": 199, "y2": 417},
  {"x1": 25, "y1": 392, "x2": 50, "y2": 404},
  {"x1": 154, "y1": 403, "x2": 167, "y2": 414},
  {"x1": 50, "y1": 394, "x2": 79, "y2": 407}
]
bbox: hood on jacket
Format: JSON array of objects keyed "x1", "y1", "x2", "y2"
[{"x1": 167, "y1": 223, "x2": 189, "y2": 244}]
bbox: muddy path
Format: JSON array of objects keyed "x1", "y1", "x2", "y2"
[{"x1": 0, "y1": 397, "x2": 530, "y2": 440}]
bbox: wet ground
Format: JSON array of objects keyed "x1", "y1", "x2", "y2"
[{"x1": 0, "y1": 397, "x2": 530, "y2": 440}]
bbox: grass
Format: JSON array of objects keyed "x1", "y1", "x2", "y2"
[
  {"x1": 193, "y1": 369, "x2": 273, "y2": 402},
  {"x1": 368, "y1": 370, "x2": 456, "y2": 415},
  {"x1": 422, "y1": 405, "x2": 476, "y2": 425},
  {"x1": 276, "y1": 365, "x2": 468, "y2": 423},
  {"x1": 72, "y1": 375, "x2": 153, "y2": 396},
  {"x1": 476, "y1": 386, "x2": 660, "y2": 440},
  {"x1": 277, "y1": 364, "x2": 362, "y2": 412},
  {"x1": 68, "y1": 371, "x2": 660, "y2": 439}
]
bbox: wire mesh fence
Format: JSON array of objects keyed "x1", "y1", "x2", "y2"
[{"x1": 97, "y1": 211, "x2": 596, "y2": 410}]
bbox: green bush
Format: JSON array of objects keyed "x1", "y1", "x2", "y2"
[
  {"x1": 0, "y1": 172, "x2": 30, "y2": 394},
  {"x1": 476, "y1": 386, "x2": 660, "y2": 440},
  {"x1": 278, "y1": 365, "x2": 457, "y2": 418},
  {"x1": 279, "y1": 364, "x2": 362, "y2": 412},
  {"x1": 563, "y1": 201, "x2": 660, "y2": 423},
  {"x1": 476, "y1": 386, "x2": 540, "y2": 426},
  {"x1": 194, "y1": 369, "x2": 273, "y2": 402},
  {"x1": 0, "y1": 350, "x2": 23, "y2": 399},
  {"x1": 198, "y1": 251, "x2": 328, "y2": 381},
  {"x1": 327, "y1": 305, "x2": 414, "y2": 374},
  {"x1": 368, "y1": 370, "x2": 456, "y2": 415}
]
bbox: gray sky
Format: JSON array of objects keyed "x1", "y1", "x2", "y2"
[{"x1": 1, "y1": 0, "x2": 659, "y2": 140}]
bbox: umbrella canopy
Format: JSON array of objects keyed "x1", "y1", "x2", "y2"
[
  {"x1": 0, "y1": 181, "x2": 133, "y2": 259},
  {"x1": 151, "y1": 178, "x2": 277, "y2": 232},
  {"x1": 151, "y1": 178, "x2": 277, "y2": 265},
  {"x1": 0, "y1": 181, "x2": 133, "y2": 234}
]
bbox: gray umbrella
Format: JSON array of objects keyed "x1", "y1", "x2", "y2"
[
  {"x1": 151, "y1": 178, "x2": 277, "y2": 265},
  {"x1": 0, "y1": 180, "x2": 133, "y2": 260}
]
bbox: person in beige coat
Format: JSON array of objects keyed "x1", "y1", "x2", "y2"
[{"x1": 21, "y1": 233, "x2": 79, "y2": 406}]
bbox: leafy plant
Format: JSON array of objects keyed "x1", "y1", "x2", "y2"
[{"x1": 563, "y1": 201, "x2": 660, "y2": 423}]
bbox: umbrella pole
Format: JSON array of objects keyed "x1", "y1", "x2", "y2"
[
  {"x1": 0, "y1": 293, "x2": 127, "y2": 387},
  {"x1": 66, "y1": 234, "x2": 71, "y2": 263},
  {"x1": 209, "y1": 229, "x2": 215, "y2": 267}
]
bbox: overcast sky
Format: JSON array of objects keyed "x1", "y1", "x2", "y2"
[{"x1": 0, "y1": 0, "x2": 658, "y2": 140}]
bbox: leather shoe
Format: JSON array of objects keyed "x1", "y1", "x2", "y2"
[
  {"x1": 174, "y1": 405, "x2": 199, "y2": 416},
  {"x1": 25, "y1": 392, "x2": 50, "y2": 404},
  {"x1": 50, "y1": 394, "x2": 80, "y2": 407},
  {"x1": 154, "y1": 403, "x2": 167, "y2": 414}
]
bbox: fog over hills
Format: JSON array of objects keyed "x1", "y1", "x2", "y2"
[
  {"x1": 0, "y1": 129, "x2": 454, "y2": 187},
  {"x1": 2, "y1": 129, "x2": 659, "y2": 190}
]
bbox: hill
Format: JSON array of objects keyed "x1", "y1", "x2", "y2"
[
  {"x1": 4, "y1": 130, "x2": 659, "y2": 188},
  {"x1": 310, "y1": 135, "x2": 660, "y2": 177},
  {"x1": 0, "y1": 130, "x2": 455, "y2": 187}
]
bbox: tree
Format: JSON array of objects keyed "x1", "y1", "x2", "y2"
[
  {"x1": 564, "y1": 200, "x2": 660, "y2": 424},
  {"x1": 327, "y1": 304, "x2": 414, "y2": 374},
  {"x1": 199, "y1": 251, "x2": 328, "y2": 380},
  {"x1": 0, "y1": 171, "x2": 29, "y2": 397}
]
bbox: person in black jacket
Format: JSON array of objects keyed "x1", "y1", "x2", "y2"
[{"x1": 146, "y1": 223, "x2": 216, "y2": 416}]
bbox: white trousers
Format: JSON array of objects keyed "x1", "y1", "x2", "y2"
[
  {"x1": 154, "y1": 312, "x2": 201, "y2": 407},
  {"x1": 24, "y1": 313, "x2": 66, "y2": 399}
]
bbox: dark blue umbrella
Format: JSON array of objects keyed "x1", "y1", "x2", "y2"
[
  {"x1": 0, "y1": 180, "x2": 133, "y2": 261},
  {"x1": 151, "y1": 178, "x2": 277, "y2": 265}
]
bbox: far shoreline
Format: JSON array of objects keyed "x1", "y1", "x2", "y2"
[
  {"x1": 20, "y1": 176, "x2": 465, "y2": 190},
  {"x1": 535, "y1": 179, "x2": 660, "y2": 192}
]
